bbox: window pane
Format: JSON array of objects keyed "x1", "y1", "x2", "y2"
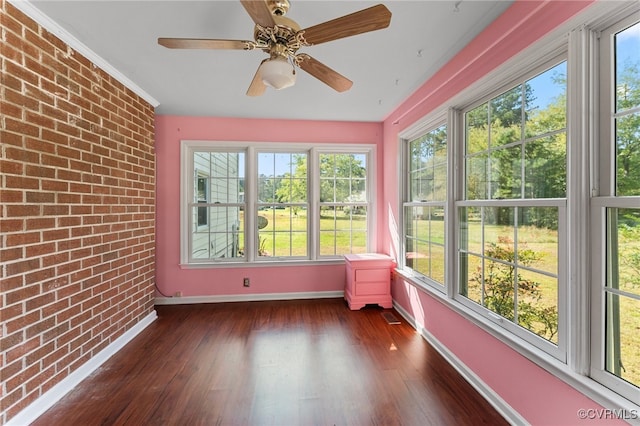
[
  {"x1": 466, "y1": 153, "x2": 488, "y2": 200},
  {"x1": 518, "y1": 269, "x2": 558, "y2": 343},
  {"x1": 258, "y1": 153, "x2": 307, "y2": 204},
  {"x1": 459, "y1": 206, "x2": 482, "y2": 254},
  {"x1": 465, "y1": 62, "x2": 567, "y2": 202},
  {"x1": 462, "y1": 253, "x2": 484, "y2": 305},
  {"x1": 607, "y1": 208, "x2": 640, "y2": 297},
  {"x1": 525, "y1": 62, "x2": 567, "y2": 138},
  {"x1": 433, "y1": 163, "x2": 447, "y2": 201},
  {"x1": 614, "y1": 21, "x2": 639, "y2": 197},
  {"x1": 517, "y1": 207, "x2": 559, "y2": 276},
  {"x1": 459, "y1": 206, "x2": 558, "y2": 344},
  {"x1": 615, "y1": 22, "x2": 640, "y2": 113},
  {"x1": 410, "y1": 167, "x2": 433, "y2": 202},
  {"x1": 525, "y1": 135, "x2": 567, "y2": 198},
  {"x1": 490, "y1": 85, "x2": 522, "y2": 147},
  {"x1": 490, "y1": 145, "x2": 522, "y2": 199},
  {"x1": 466, "y1": 103, "x2": 489, "y2": 154},
  {"x1": 484, "y1": 206, "x2": 515, "y2": 250},
  {"x1": 319, "y1": 153, "x2": 366, "y2": 203},
  {"x1": 616, "y1": 112, "x2": 640, "y2": 196},
  {"x1": 605, "y1": 293, "x2": 640, "y2": 389},
  {"x1": 258, "y1": 207, "x2": 307, "y2": 257},
  {"x1": 404, "y1": 206, "x2": 445, "y2": 285},
  {"x1": 319, "y1": 205, "x2": 367, "y2": 256},
  {"x1": 194, "y1": 152, "x2": 244, "y2": 203},
  {"x1": 192, "y1": 206, "x2": 244, "y2": 260},
  {"x1": 430, "y1": 243, "x2": 446, "y2": 285}
]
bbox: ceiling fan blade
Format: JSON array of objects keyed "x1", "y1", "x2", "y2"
[
  {"x1": 301, "y1": 4, "x2": 391, "y2": 46},
  {"x1": 247, "y1": 59, "x2": 267, "y2": 97},
  {"x1": 240, "y1": 0, "x2": 276, "y2": 28},
  {"x1": 297, "y1": 54, "x2": 353, "y2": 93},
  {"x1": 158, "y1": 38, "x2": 253, "y2": 50}
]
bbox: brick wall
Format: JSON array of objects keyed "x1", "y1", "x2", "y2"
[{"x1": 0, "y1": 1, "x2": 156, "y2": 423}]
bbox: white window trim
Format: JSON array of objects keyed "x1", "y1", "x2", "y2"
[
  {"x1": 312, "y1": 146, "x2": 377, "y2": 259},
  {"x1": 396, "y1": 0, "x2": 640, "y2": 415},
  {"x1": 180, "y1": 140, "x2": 377, "y2": 266},
  {"x1": 399, "y1": 110, "x2": 450, "y2": 293}
]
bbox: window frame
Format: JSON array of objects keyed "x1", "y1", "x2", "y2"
[
  {"x1": 316, "y1": 150, "x2": 372, "y2": 258},
  {"x1": 590, "y1": 12, "x2": 640, "y2": 403},
  {"x1": 455, "y1": 55, "x2": 569, "y2": 359},
  {"x1": 180, "y1": 141, "x2": 377, "y2": 266},
  {"x1": 400, "y1": 111, "x2": 450, "y2": 292}
]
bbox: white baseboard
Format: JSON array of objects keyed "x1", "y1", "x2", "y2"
[
  {"x1": 392, "y1": 302, "x2": 528, "y2": 426},
  {"x1": 155, "y1": 290, "x2": 344, "y2": 305},
  {"x1": 6, "y1": 311, "x2": 158, "y2": 426}
]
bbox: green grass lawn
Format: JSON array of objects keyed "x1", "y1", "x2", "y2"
[{"x1": 254, "y1": 207, "x2": 367, "y2": 256}]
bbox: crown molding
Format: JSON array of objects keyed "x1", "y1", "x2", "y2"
[{"x1": 8, "y1": 0, "x2": 160, "y2": 108}]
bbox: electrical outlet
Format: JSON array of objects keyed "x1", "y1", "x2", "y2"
[{"x1": 243, "y1": 277, "x2": 250, "y2": 287}]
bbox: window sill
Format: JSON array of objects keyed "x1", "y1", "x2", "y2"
[
  {"x1": 179, "y1": 258, "x2": 346, "y2": 269},
  {"x1": 394, "y1": 269, "x2": 640, "y2": 419}
]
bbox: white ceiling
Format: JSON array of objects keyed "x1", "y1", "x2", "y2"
[{"x1": 28, "y1": 0, "x2": 513, "y2": 122}]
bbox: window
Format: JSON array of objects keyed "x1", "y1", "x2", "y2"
[
  {"x1": 458, "y1": 60, "x2": 567, "y2": 354},
  {"x1": 591, "y1": 16, "x2": 640, "y2": 403},
  {"x1": 190, "y1": 151, "x2": 245, "y2": 261},
  {"x1": 398, "y1": 3, "x2": 640, "y2": 411},
  {"x1": 181, "y1": 142, "x2": 375, "y2": 264},
  {"x1": 402, "y1": 123, "x2": 447, "y2": 287},
  {"x1": 319, "y1": 153, "x2": 369, "y2": 256},
  {"x1": 257, "y1": 152, "x2": 308, "y2": 258}
]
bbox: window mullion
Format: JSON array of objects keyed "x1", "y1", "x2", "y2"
[
  {"x1": 309, "y1": 147, "x2": 319, "y2": 259},
  {"x1": 566, "y1": 24, "x2": 598, "y2": 375},
  {"x1": 448, "y1": 107, "x2": 460, "y2": 300},
  {"x1": 246, "y1": 146, "x2": 257, "y2": 262}
]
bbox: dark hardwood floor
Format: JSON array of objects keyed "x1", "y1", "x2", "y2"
[{"x1": 33, "y1": 298, "x2": 508, "y2": 425}]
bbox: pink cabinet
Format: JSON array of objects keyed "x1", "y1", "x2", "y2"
[{"x1": 344, "y1": 253, "x2": 394, "y2": 310}]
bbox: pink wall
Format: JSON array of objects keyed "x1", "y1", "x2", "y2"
[
  {"x1": 154, "y1": 116, "x2": 383, "y2": 297},
  {"x1": 382, "y1": 0, "x2": 624, "y2": 424}
]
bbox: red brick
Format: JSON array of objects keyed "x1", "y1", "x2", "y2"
[
  {"x1": 0, "y1": 218, "x2": 24, "y2": 232},
  {"x1": 0, "y1": 275, "x2": 24, "y2": 294},
  {"x1": 1, "y1": 5, "x2": 156, "y2": 423},
  {"x1": 25, "y1": 242, "x2": 56, "y2": 258},
  {"x1": 5, "y1": 175, "x2": 40, "y2": 190},
  {"x1": 25, "y1": 217, "x2": 55, "y2": 230},
  {"x1": 25, "y1": 267, "x2": 55, "y2": 285},
  {"x1": 5, "y1": 232, "x2": 40, "y2": 247},
  {"x1": 26, "y1": 191, "x2": 55, "y2": 203},
  {"x1": 5, "y1": 283, "x2": 41, "y2": 305},
  {"x1": 5, "y1": 146, "x2": 40, "y2": 164},
  {"x1": 43, "y1": 204, "x2": 69, "y2": 216},
  {"x1": 25, "y1": 164, "x2": 56, "y2": 179},
  {"x1": 5, "y1": 204, "x2": 41, "y2": 217}
]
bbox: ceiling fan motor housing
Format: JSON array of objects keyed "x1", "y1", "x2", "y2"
[{"x1": 267, "y1": 0, "x2": 290, "y2": 16}]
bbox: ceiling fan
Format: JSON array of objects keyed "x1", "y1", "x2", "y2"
[{"x1": 158, "y1": 0, "x2": 392, "y2": 96}]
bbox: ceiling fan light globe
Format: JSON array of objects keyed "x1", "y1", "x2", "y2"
[{"x1": 260, "y1": 57, "x2": 296, "y2": 90}]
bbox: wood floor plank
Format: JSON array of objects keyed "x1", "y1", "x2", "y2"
[{"x1": 32, "y1": 299, "x2": 508, "y2": 425}]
